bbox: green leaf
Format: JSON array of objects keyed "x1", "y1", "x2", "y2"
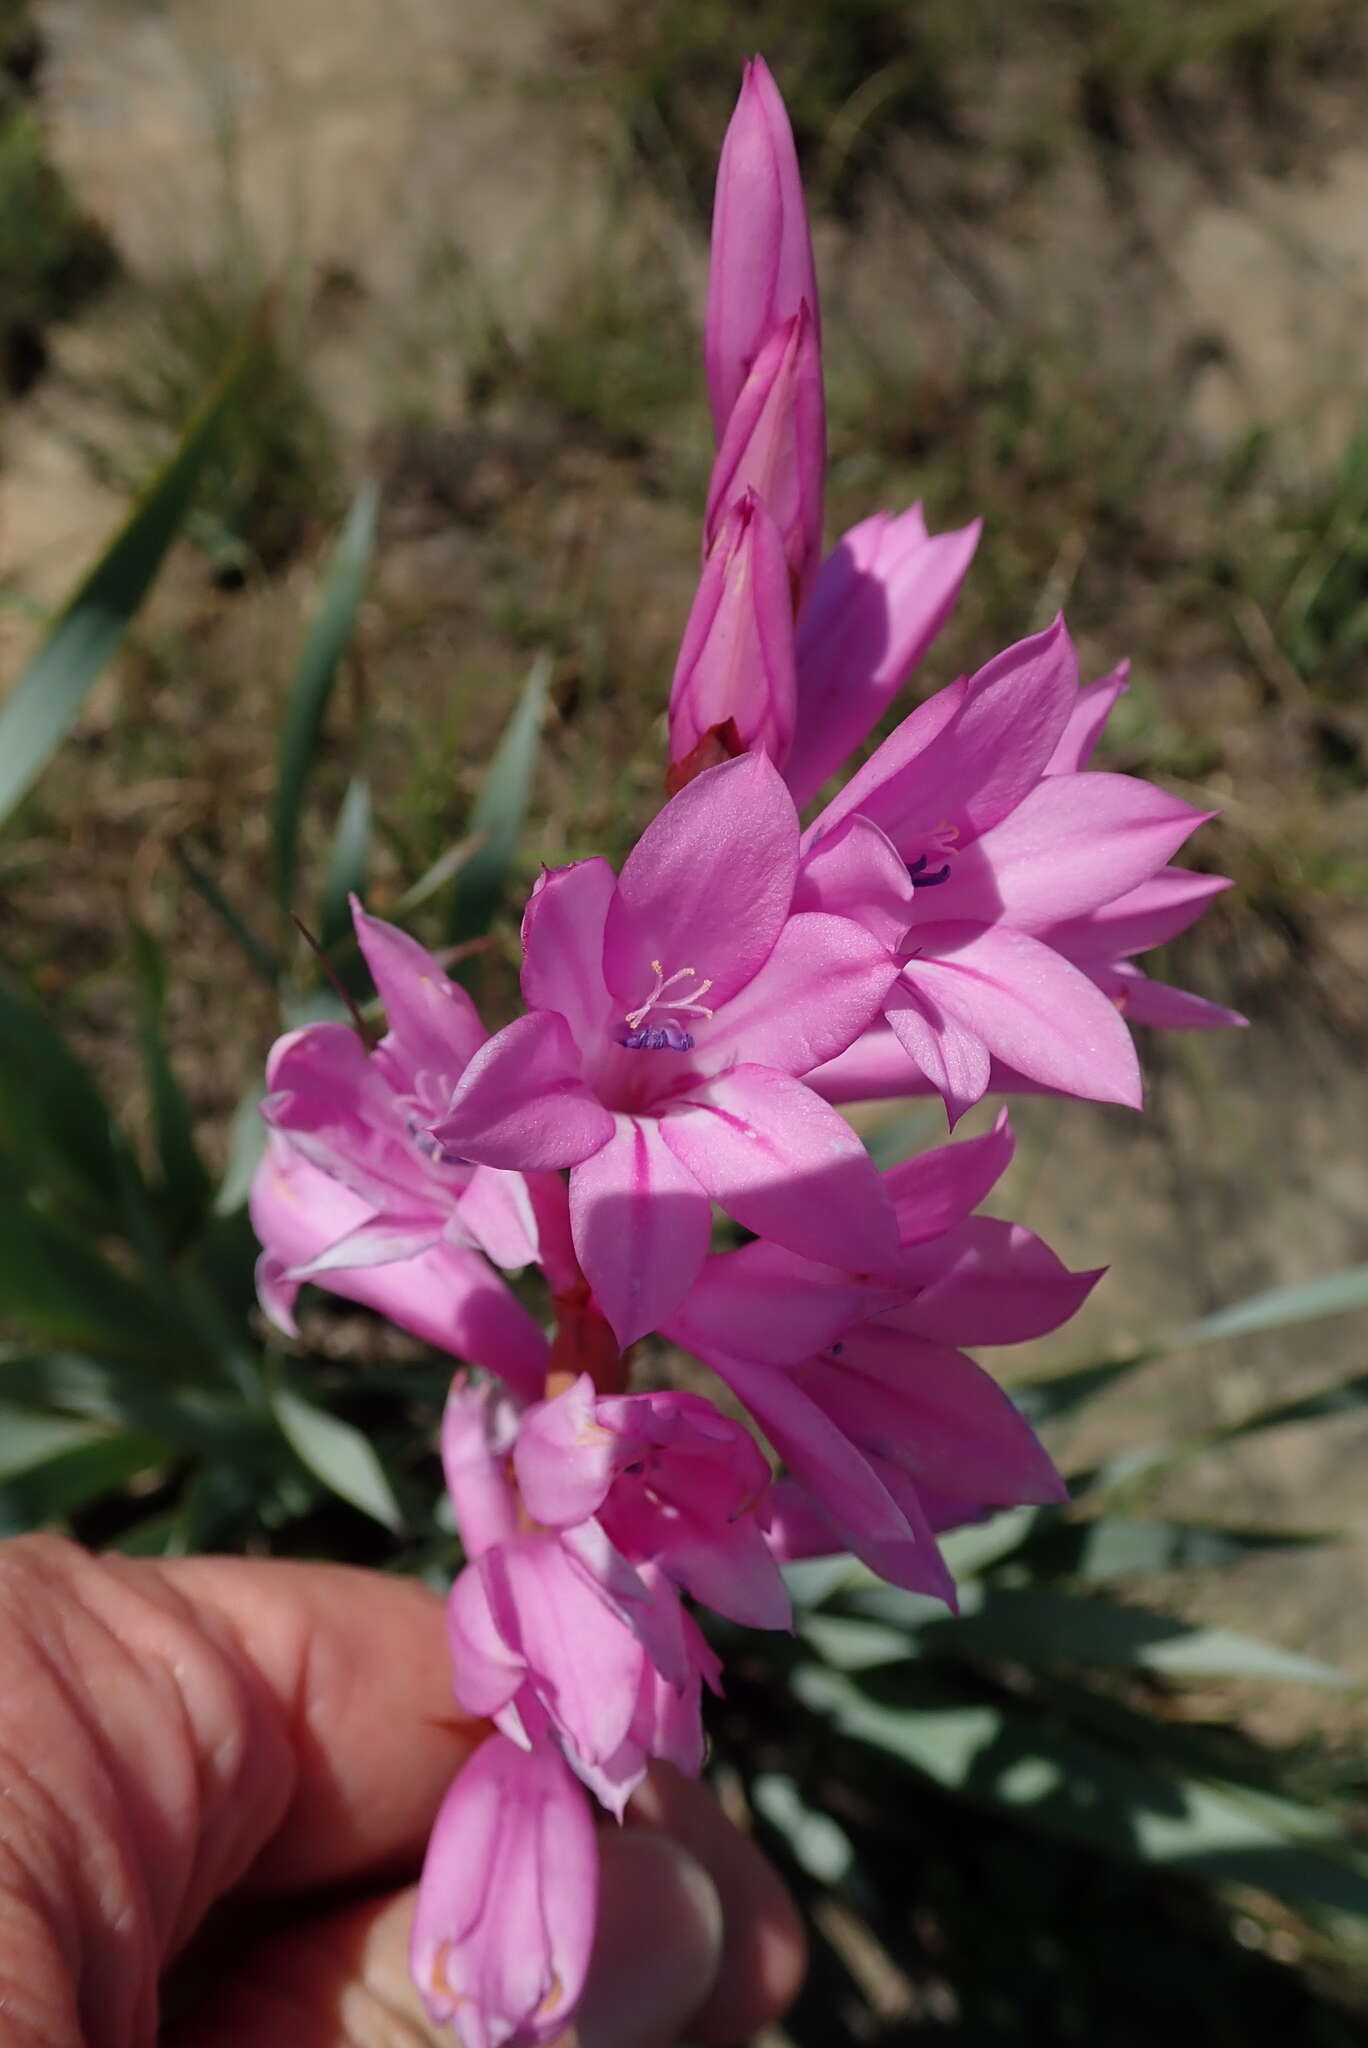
[
  {"x1": 1017, "y1": 1514, "x2": 1330, "y2": 1584},
  {"x1": 0, "y1": 1348, "x2": 262, "y2": 1459},
  {"x1": 799, "y1": 1612, "x2": 915, "y2": 1671},
  {"x1": 448, "y1": 653, "x2": 551, "y2": 943},
  {"x1": 318, "y1": 774, "x2": 371, "y2": 954},
  {"x1": 750, "y1": 1772, "x2": 855, "y2": 1885},
  {"x1": 0, "y1": 1401, "x2": 102, "y2": 1479},
  {"x1": 1011, "y1": 1354, "x2": 1150, "y2": 1426},
  {"x1": 174, "y1": 842, "x2": 281, "y2": 987},
  {"x1": 791, "y1": 1663, "x2": 1368, "y2": 1915},
  {"x1": 0, "y1": 320, "x2": 261, "y2": 827},
  {"x1": 0, "y1": 975, "x2": 126, "y2": 1222},
  {"x1": 0, "y1": 1429, "x2": 169, "y2": 1535},
  {"x1": 1175, "y1": 1265, "x2": 1368, "y2": 1348},
  {"x1": 213, "y1": 1087, "x2": 268, "y2": 1218},
  {"x1": 131, "y1": 925, "x2": 212, "y2": 1232},
  {"x1": 273, "y1": 480, "x2": 379, "y2": 915},
  {"x1": 856, "y1": 1584, "x2": 1350, "y2": 1687},
  {"x1": 271, "y1": 1382, "x2": 403, "y2": 1533},
  {"x1": 0, "y1": 1201, "x2": 187, "y2": 1360}
]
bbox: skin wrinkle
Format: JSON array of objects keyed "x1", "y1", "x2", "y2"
[{"x1": 0, "y1": 1540, "x2": 299, "y2": 2048}]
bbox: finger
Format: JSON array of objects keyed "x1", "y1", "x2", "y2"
[
  {"x1": 147, "y1": 1554, "x2": 479, "y2": 1890},
  {"x1": 0, "y1": 1533, "x2": 474, "y2": 2048},
  {"x1": 170, "y1": 1831, "x2": 725, "y2": 2048},
  {"x1": 628, "y1": 1765, "x2": 807, "y2": 2045}
]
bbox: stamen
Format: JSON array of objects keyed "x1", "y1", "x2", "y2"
[
  {"x1": 622, "y1": 959, "x2": 714, "y2": 1046},
  {"x1": 907, "y1": 855, "x2": 952, "y2": 887},
  {"x1": 622, "y1": 1022, "x2": 695, "y2": 1052}
]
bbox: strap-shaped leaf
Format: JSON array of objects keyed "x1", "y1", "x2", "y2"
[
  {"x1": 271, "y1": 1381, "x2": 403, "y2": 1533},
  {"x1": 0, "y1": 974, "x2": 127, "y2": 1222},
  {"x1": 0, "y1": 319, "x2": 261, "y2": 826},
  {"x1": 273, "y1": 480, "x2": 379, "y2": 915},
  {"x1": 844, "y1": 1582, "x2": 1348, "y2": 1687},
  {"x1": 448, "y1": 653, "x2": 551, "y2": 942},
  {"x1": 318, "y1": 774, "x2": 371, "y2": 954},
  {"x1": 792, "y1": 1663, "x2": 1368, "y2": 1915}
]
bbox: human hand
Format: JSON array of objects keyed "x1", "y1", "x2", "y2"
[{"x1": 0, "y1": 1536, "x2": 804, "y2": 2047}]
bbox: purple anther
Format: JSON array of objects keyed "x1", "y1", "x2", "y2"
[
  {"x1": 907, "y1": 855, "x2": 952, "y2": 887},
  {"x1": 621, "y1": 1022, "x2": 696, "y2": 1052},
  {"x1": 410, "y1": 1120, "x2": 467, "y2": 1167}
]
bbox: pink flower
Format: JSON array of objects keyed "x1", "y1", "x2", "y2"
[
  {"x1": 249, "y1": 902, "x2": 547, "y2": 1392},
  {"x1": 411, "y1": 1731, "x2": 597, "y2": 2048},
  {"x1": 798, "y1": 617, "x2": 1218, "y2": 1121},
  {"x1": 705, "y1": 56, "x2": 819, "y2": 439},
  {"x1": 784, "y1": 505, "x2": 982, "y2": 808},
  {"x1": 703, "y1": 305, "x2": 825, "y2": 603},
  {"x1": 440, "y1": 1379, "x2": 743, "y2": 1815},
  {"x1": 433, "y1": 752, "x2": 899, "y2": 1347},
  {"x1": 516, "y1": 1376, "x2": 790, "y2": 1631},
  {"x1": 250, "y1": 1139, "x2": 548, "y2": 1393},
  {"x1": 669, "y1": 490, "x2": 796, "y2": 772},
  {"x1": 667, "y1": 1115, "x2": 1091, "y2": 1604}
]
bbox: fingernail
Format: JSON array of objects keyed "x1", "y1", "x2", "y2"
[{"x1": 575, "y1": 1831, "x2": 724, "y2": 2048}]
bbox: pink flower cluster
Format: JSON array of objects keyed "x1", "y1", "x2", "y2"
[{"x1": 250, "y1": 54, "x2": 1239, "y2": 2048}]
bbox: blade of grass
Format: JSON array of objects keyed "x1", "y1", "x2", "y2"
[
  {"x1": 448, "y1": 653, "x2": 551, "y2": 943},
  {"x1": 318, "y1": 774, "x2": 371, "y2": 954},
  {"x1": 273, "y1": 479, "x2": 378, "y2": 916},
  {"x1": 0, "y1": 316, "x2": 263, "y2": 826}
]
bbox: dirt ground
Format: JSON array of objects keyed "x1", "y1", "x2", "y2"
[{"x1": 2, "y1": 0, "x2": 1367, "y2": 1687}]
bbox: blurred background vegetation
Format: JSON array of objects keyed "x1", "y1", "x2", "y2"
[{"x1": 3, "y1": 0, "x2": 1368, "y2": 2038}]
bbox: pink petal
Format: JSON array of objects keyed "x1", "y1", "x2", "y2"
[
  {"x1": 884, "y1": 1108, "x2": 1015, "y2": 1242},
  {"x1": 604, "y1": 753, "x2": 799, "y2": 1012},
  {"x1": 254, "y1": 1249, "x2": 299, "y2": 1338},
  {"x1": 794, "y1": 814, "x2": 915, "y2": 949},
  {"x1": 446, "y1": 1563, "x2": 526, "y2": 1718},
  {"x1": 664, "y1": 1064, "x2": 899, "y2": 1270},
  {"x1": 669, "y1": 490, "x2": 797, "y2": 769},
  {"x1": 456, "y1": 1164, "x2": 539, "y2": 1271},
  {"x1": 1044, "y1": 868, "x2": 1233, "y2": 961},
  {"x1": 894, "y1": 1215, "x2": 1103, "y2": 1344},
  {"x1": 808, "y1": 1024, "x2": 941, "y2": 1105},
  {"x1": 705, "y1": 54, "x2": 819, "y2": 436},
  {"x1": 801, "y1": 1328, "x2": 1065, "y2": 1507},
  {"x1": 713, "y1": 1351, "x2": 954, "y2": 1604},
  {"x1": 663, "y1": 1510, "x2": 793, "y2": 1631},
  {"x1": 514, "y1": 1374, "x2": 618, "y2": 1528},
  {"x1": 902, "y1": 924, "x2": 1143, "y2": 1109},
  {"x1": 812, "y1": 616, "x2": 1079, "y2": 855},
  {"x1": 555, "y1": 1520, "x2": 691, "y2": 1693},
  {"x1": 700, "y1": 911, "x2": 896, "y2": 1080},
  {"x1": 885, "y1": 980, "x2": 993, "y2": 1126},
  {"x1": 285, "y1": 1212, "x2": 441, "y2": 1278},
  {"x1": 249, "y1": 1141, "x2": 548, "y2": 1395},
  {"x1": 569, "y1": 1114, "x2": 712, "y2": 1348},
  {"x1": 667, "y1": 1238, "x2": 897, "y2": 1367},
  {"x1": 481, "y1": 1536, "x2": 646, "y2": 1769},
  {"x1": 946, "y1": 772, "x2": 1213, "y2": 931},
  {"x1": 441, "y1": 1379, "x2": 520, "y2": 1558},
  {"x1": 519, "y1": 858, "x2": 617, "y2": 1044},
  {"x1": 787, "y1": 509, "x2": 981, "y2": 808},
  {"x1": 411, "y1": 1733, "x2": 597, "y2": 2046},
  {"x1": 1043, "y1": 662, "x2": 1129, "y2": 774},
  {"x1": 433, "y1": 1011, "x2": 615, "y2": 1171},
  {"x1": 351, "y1": 900, "x2": 486, "y2": 1076},
  {"x1": 1108, "y1": 962, "x2": 1248, "y2": 1031},
  {"x1": 702, "y1": 308, "x2": 825, "y2": 600}
]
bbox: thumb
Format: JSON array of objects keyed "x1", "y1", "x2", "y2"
[{"x1": 170, "y1": 1830, "x2": 724, "y2": 2048}]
